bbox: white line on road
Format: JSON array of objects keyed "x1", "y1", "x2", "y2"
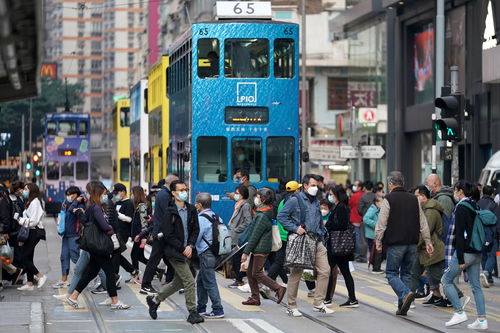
[
  {"x1": 252, "y1": 319, "x2": 286, "y2": 333},
  {"x1": 227, "y1": 319, "x2": 260, "y2": 333}
]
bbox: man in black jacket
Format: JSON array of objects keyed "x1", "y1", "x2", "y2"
[
  {"x1": 140, "y1": 174, "x2": 178, "y2": 295},
  {"x1": 477, "y1": 185, "x2": 497, "y2": 287},
  {"x1": 146, "y1": 180, "x2": 202, "y2": 324}
]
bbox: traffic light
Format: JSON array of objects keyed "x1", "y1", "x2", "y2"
[
  {"x1": 26, "y1": 162, "x2": 32, "y2": 170},
  {"x1": 33, "y1": 152, "x2": 42, "y2": 178},
  {"x1": 434, "y1": 92, "x2": 464, "y2": 141}
]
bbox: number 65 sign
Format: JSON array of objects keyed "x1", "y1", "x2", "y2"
[{"x1": 215, "y1": 1, "x2": 272, "y2": 19}]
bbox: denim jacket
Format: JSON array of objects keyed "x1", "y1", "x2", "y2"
[{"x1": 277, "y1": 191, "x2": 323, "y2": 240}]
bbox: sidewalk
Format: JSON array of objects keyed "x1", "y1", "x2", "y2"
[{"x1": 0, "y1": 302, "x2": 43, "y2": 333}]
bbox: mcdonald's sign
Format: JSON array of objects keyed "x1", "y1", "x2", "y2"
[{"x1": 40, "y1": 63, "x2": 57, "y2": 79}]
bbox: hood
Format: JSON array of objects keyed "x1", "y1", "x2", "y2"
[
  {"x1": 423, "y1": 198, "x2": 444, "y2": 213},
  {"x1": 435, "y1": 186, "x2": 454, "y2": 196},
  {"x1": 256, "y1": 206, "x2": 274, "y2": 219}
]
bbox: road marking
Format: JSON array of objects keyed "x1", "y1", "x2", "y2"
[
  {"x1": 218, "y1": 283, "x2": 264, "y2": 312},
  {"x1": 127, "y1": 282, "x2": 174, "y2": 312},
  {"x1": 56, "y1": 289, "x2": 88, "y2": 313},
  {"x1": 252, "y1": 319, "x2": 286, "y2": 333},
  {"x1": 227, "y1": 319, "x2": 260, "y2": 333},
  {"x1": 296, "y1": 289, "x2": 349, "y2": 312}
]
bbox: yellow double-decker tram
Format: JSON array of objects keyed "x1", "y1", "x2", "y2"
[
  {"x1": 111, "y1": 98, "x2": 131, "y2": 190},
  {"x1": 147, "y1": 56, "x2": 169, "y2": 184}
]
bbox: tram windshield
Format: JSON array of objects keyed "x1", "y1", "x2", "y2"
[
  {"x1": 266, "y1": 137, "x2": 295, "y2": 181},
  {"x1": 224, "y1": 39, "x2": 269, "y2": 78},
  {"x1": 232, "y1": 138, "x2": 262, "y2": 182},
  {"x1": 197, "y1": 137, "x2": 228, "y2": 183}
]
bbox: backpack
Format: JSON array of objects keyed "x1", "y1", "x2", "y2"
[
  {"x1": 439, "y1": 212, "x2": 453, "y2": 242},
  {"x1": 460, "y1": 201, "x2": 497, "y2": 252},
  {"x1": 200, "y1": 213, "x2": 232, "y2": 256}
]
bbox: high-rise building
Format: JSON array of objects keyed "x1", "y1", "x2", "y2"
[{"x1": 44, "y1": 0, "x2": 148, "y2": 182}]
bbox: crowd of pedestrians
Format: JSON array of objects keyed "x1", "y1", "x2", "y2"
[{"x1": 0, "y1": 169, "x2": 498, "y2": 330}]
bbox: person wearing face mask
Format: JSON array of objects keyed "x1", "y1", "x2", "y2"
[
  {"x1": 227, "y1": 184, "x2": 252, "y2": 288},
  {"x1": 349, "y1": 180, "x2": 367, "y2": 263},
  {"x1": 52, "y1": 186, "x2": 85, "y2": 289},
  {"x1": 147, "y1": 180, "x2": 202, "y2": 324},
  {"x1": 364, "y1": 195, "x2": 384, "y2": 274},
  {"x1": 111, "y1": 183, "x2": 139, "y2": 282},
  {"x1": 5, "y1": 180, "x2": 25, "y2": 284},
  {"x1": 277, "y1": 174, "x2": 333, "y2": 316},
  {"x1": 227, "y1": 169, "x2": 257, "y2": 209},
  {"x1": 232, "y1": 147, "x2": 251, "y2": 175}
]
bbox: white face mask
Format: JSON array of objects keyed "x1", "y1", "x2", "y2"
[
  {"x1": 453, "y1": 195, "x2": 460, "y2": 202},
  {"x1": 307, "y1": 186, "x2": 319, "y2": 196},
  {"x1": 321, "y1": 209, "x2": 329, "y2": 217},
  {"x1": 352, "y1": 186, "x2": 358, "y2": 193},
  {"x1": 254, "y1": 197, "x2": 261, "y2": 207},
  {"x1": 66, "y1": 195, "x2": 74, "y2": 203},
  {"x1": 234, "y1": 194, "x2": 241, "y2": 201}
]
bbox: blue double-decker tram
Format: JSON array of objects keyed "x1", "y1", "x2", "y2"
[{"x1": 167, "y1": 5, "x2": 299, "y2": 222}]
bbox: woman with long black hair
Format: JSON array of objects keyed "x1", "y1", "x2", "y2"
[
  {"x1": 65, "y1": 183, "x2": 130, "y2": 310},
  {"x1": 324, "y1": 185, "x2": 359, "y2": 308},
  {"x1": 17, "y1": 183, "x2": 47, "y2": 291}
]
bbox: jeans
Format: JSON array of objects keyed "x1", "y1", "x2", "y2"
[
  {"x1": 354, "y1": 226, "x2": 367, "y2": 261},
  {"x1": 60, "y1": 236, "x2": 80, "y2": 276},
  {"x1": 197, "y1": 250, "x2": 223, "y2": 313},
  {"x1": 157, "y1": 259, "x2": 196, "y2": 313},
  {"x1": 68, "y1": 250, "x2": 106, "y2": 294},
  {"x1": 482, "y1": 238, "x2": 498, "y2": 274},
  {"x1": 442, "y1": 252, "x2": 486, "y2": 316},
  {"x1": 385, "y1": 244, "x2": 417, "y2": 307}
]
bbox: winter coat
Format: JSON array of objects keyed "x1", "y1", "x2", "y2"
[
  {"x1": 418, "y1": 199, "x2": 445, "y2": 266},
  {"x1": 363, "y1": 204, "x2": 379, "y2": 240},
  {"x1": 131, "y1": 202, "x2": 149, "y2": 239},
  {"x1": 229, "y1": 200, "x2": 252, "y2": 245},
  {"x1": 433, "y1": 187, "x2": 455, "y2": 218},
  {"x1": 244, "y1": 206, "x2": 274, "y2": 255},
  {"x1": 161, "y1": 203, "x2": 200, "y2": 262}
]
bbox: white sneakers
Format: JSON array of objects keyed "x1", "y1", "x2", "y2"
[
  {"x1": 467, "y1": 319, "x2": 488, "y2": 330},
  {"x1": 52, "y1": 294, "x2": 68, "y2": 301},
  {"x1": 237, "y1": 283, "x2": 251, "y2": 293},
  {"x1": 461, "y1": 295, "x2": 471, "y2": 310},
  {"x1": 287, "y1": 308, "x2": 303, "y2": 317},
  {"x1": 98, "y1": 297, "x2": 113, "y2": 306},
  {"x1": 313, "y1": 303, "x2": 335, "y2": 314},
  {"x1": 37, "y1": 275, "x2": 48, "y2": 289},
  {"x1": 479, "y1": 272, "x2": 489, "y2": 288},
  {"x1": 52, "y1": 280, "x2": 68, "y2": 289},
  {"x1": 445, "y1": 312, "x2": 468, "y2": 327},
  {"x1": 17, "y1": 284, "x2": 34, "y2": 291}
]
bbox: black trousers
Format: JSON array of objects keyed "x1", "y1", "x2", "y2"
[
  {"x1": 21, "y1": 229, "x2": 41, "y2": 282},
  {"x1": 8, "y1": 234, "x2": 23, "y2": 270},
  {"x1": 231, "y1": 247, "x2": 246, "y2": 282},
  {"x1": 266, "y1": 241, "x2": 288, "y2": 283},
  {"x1": 76, "y1": 253, "x2": 117, "y2": 297},
  {"x1": 327, "y1": 254, "x2": 356, "y2": 301},
  {"x1": 142, "y1": 239, "x2": 167, "y2": 285},
  {"x1": 131, "y1": 242, "x2": 148, "y2": 270}
]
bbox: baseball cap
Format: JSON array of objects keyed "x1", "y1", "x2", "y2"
[
  {"x1": 112, "y1": 183, "x2": 127, "y2": 194},
  {"x1": 286, "y1": 181, "x2": 302, "y2": 192}
]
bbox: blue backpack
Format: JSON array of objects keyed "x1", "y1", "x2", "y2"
[{"x1": 460, "y1": 201, "x2": 497, "y2": 252}]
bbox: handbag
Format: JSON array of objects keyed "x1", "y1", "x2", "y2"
[
  {"x1": 18, "y1": 220, "x2": 30, "y2": 242},
  {"x1": 237, "y1": 221, "x2": 253, "y2": 247},
  {"x1": 36, "y1": 227, "x2": 46, "y2": 241},
  {"x1": 284, "y1": 233, "x2": 317, "y2": 270},
  {"x1": 271, "y1": 220, "x2": 282, "y2": 252},
  {"x1": 329, "y1": 224, "x2": 356, "y2": 256},
  {"x1": 57, "y1": 210, "x2": 66, "y2": 235},
  {"x1": 78, "y1": 208, "x2": 114, "y2": 256}
]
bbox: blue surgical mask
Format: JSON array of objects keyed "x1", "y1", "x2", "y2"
[
  {"x1": 177, "y1": 191, "x2": 188, "y2": 202},
  {"x1": 328, "y1": 195, "x2": 335, "y2": 204},
  {"x1": 114, "y1": 194, "x2": 121, "y2": 202},
  {"x1": 254, "y1": 197, "x2": 261, "y2": 207},
  {"x1": 66, "y1": 195, "x2": 73, "y2": 203},
  {"x1": 237, "y1": 178, "x2": 243, "y2": 184},
  {"x1": 234, "y1": 194, "x2": 241, "y2": 201},
  {"x1": 238, "y1": 154, "x2": 245, "y2": 161},
  {"x1": 152, "y1": 201, "x2": 156, "y2": 209},
  {"x1": 101, "y1": 195, "x2": 108, "y2": 204},
  {"x1": 22, "y1": 190, "x2": 29, "y2": 199}
]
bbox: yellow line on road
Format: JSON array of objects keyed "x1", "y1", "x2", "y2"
[{"x1": 218, "y1": 283, "x2": 264, "y2": 312}]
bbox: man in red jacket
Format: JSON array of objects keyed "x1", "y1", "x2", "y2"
[{"x1": 349, "y1": 180, "x2": 367, "y2": 262}]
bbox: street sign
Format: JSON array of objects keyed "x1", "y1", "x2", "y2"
[
  {"x1": 309, "y1": 146, "x2": 343, "y2": 161},
  {"x1": 340, "y1": 145, "x2": 385, "y2": 159}
]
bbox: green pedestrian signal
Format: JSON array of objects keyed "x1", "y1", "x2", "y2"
[
  {"x1": 35, "y1": 169, "x2": 41, "y2": 177},
  {"x1": 26, "y1": 162, "x2": 32, "y2": 170},
  {"x1": 434, "y1": 93, "x2": 464, "y2": 142}
]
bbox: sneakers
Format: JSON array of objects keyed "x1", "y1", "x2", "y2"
[
  {"x1": 371, "y1": 269, "x2": 384, "y2": 275},
  {"x1": 227, "y1": 280, "x2": 244, "y2": 288},
  {"x1": 479, "y1": 272, "x2": 489, "y2": 288},
  {"x1": 259, "y1": 287, "x2": 271, "y2": 300},
  {"x1": 111, "y1": 302, "x2": 130, "y2": 310},
  {"x1": 125, "y1": 270, "x2": 140, "y2": 283},
  {"x1": 313, "y1": 303, "x2": 335, "y2": 314},
  {"x1": 37, "y1": 275, "x2": 48, "y2": 289},
  {"x1": 17, "y1": 284, "x2": 34, "y2": 291},
  {"x1": 187, "y1": 312, "x2": 205, "y2": 324},
  {"x1": 52, "y1": 280, "x2": 68, "y2": 289},
  {"x1": 287, "y1": 308, "x2": 303, "y2": 317},
  {"x1": 91, "y1": 284, "x2": 107, "y2": 294},
  {"x1": 203, "y1": 311, "x2": 225, "y2": 319},
  {"x1": 445, "y1": 311, "x2": 468, "y2": 327},
  {"x1": 307, "y1": 289, "x2": 315, "y2": 297},
  {"x1": 65, "y1": 297, "x2": 85, "y2": 309},
  {"x1": 434, "y1": 298, "x2": 451, "y2": 307},
  {"x1": 179, "y1": 288, "x2": 185, "y2": 294},
  {"x1": 422, "y1": 295, "x2": 443, "y2": 306},
  {"x1": 460, "y1": 295, "x2": 471, "y2": 310},
  {"x1": 52, "y1": 294, "x2": 68, "y2": 301},
  {"x1": 467, "y1": 319, "x2": 488, "y2": 330},
  {"x1": 339, "y1": 299, "x2": 359, "y2": 308},
  {"x1": 242, "y1": 297, "x2": 261, "y2": 306},
  {"x1": 414, "y1": 292, "x2": 427, "y2": 300},
  {"x1": 275, "y1": 286, "x2": 287, "y2": 304},
  {"x1": 237, "y1": 283, "x2": 251, "y2": 293},
  {"x1": 146, "y1": 295, "x2": 160, "y2": 320},
  {"x1": 396, "y1": 292, "x2": 415, "y2": 316},
  {"x1": 98, "y1": 297, "x2": 113, "y2": 306},
  {"x1": 140, "y1": 285, "x2": 159, "y2": 295},
  {"x1": 323, "y1": 299, "x2": 332, "y2": 306}
]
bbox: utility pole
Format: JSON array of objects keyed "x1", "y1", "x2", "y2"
[
  {"x1": 29, "y1": 98, "x2": 33, "y2": 162},
  {"x1": 450, "y1": 66, "x2": 459, "y2": 185},
  {"x1": 21, "y1": 113, "x2": 25, "y2": 178},
  {"x1": 300, "y1": 0, "x2": 308, "y2": 176},
  {"x1": 432, "y1": 0, "x2": 445, "y2": 174},
  {"x1": 350, "y1": 106, "x2": 356, "y2": 181},
  {"x1": 65, "y1": 77, "x2": 70, "y2": 112}
]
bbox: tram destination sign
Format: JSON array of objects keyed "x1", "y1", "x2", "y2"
[
  {"x1": 224, "y1": 106, "x2": 269, "y2": 124},
  {"x1": 215, "y1": 2, "x2": 272, "y2": 19}
]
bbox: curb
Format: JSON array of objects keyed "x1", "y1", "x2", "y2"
[{"x1": 29, "y1": 302, "x2": 44, "y2": 333}]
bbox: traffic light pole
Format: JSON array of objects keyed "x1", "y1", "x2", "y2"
[
  {"x1": 450, "y1": 66, "x2": 459, "y2": 185},
  {"x1": 432, "y1": 0, "x2": 445, "y2": 174}
]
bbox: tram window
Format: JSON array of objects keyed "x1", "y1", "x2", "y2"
[
  {"x1": 61, "y1": 162, "x2": 74, "y2": 178},
  {"x1": 79, "y1": 121, "x2": 88, "y2": 137},
  {"x1": 224, "y1": 39, "x2": 269, "y2": 78},
  {"x1": 120, "y1": 158, "x2": 130, "y2": 182},
  {"x1": 266, "y1": 137, "x2": 294, "y2": 182},
  {"x1": 47, "y1": 121, "x2": 57, "y2": 136},
  {"x1": 197, "y1": 137, "x2": 228, "y2": 183},
  {"x1": 76, "y1": 161, "x2": 89, "y2": 180},
  {"x1": 58, "y1": 121, "x2": 77, "y2": 137},
  {"x1": 274, "y1": 39, "x2": 295, "y2": 78},
  {"x1": 46, "y1": 161, "x2": 59, "y2": 180},
  {"x1": 232, "y1": 138, "x2": 262, "y2": 182},
  {"x1": 120, "y1": 107, "x2": 130, "y2": 127},
  {"x1": 198, "y1": 39, "x2": 220, "y2": 78}
]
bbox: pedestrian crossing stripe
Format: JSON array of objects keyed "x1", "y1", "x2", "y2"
[
  {"x1": 296, "y1": 289, "x2": 349, "y2": 312},
  {"x1": 217, "y1": 283, "x2": 264, "y2": 312},
  {"x1": 127, "y1": 282, "x2": 174, "y2": 312},
  {"x1": 227, "y1": 319, "x2": 284, "y2": 333}
]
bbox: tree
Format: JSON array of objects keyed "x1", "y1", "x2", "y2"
[{"x1": 0, "y1": 77, "x2": 84, "y2": 157}]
